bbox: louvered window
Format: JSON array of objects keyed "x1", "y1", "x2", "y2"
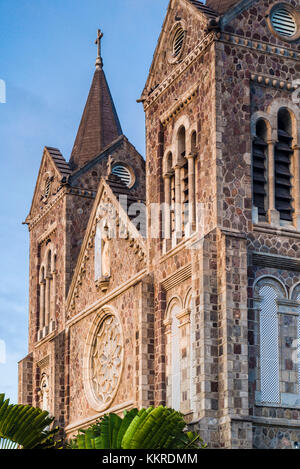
[
  {"x1": 252, "y1": 121, "x2": 267, "y2": 217},
  {"x1": 271, "y1": 7, "x2": 297, "y2": 38},
  {"x1": 44, "y1": 177, "x2": 52, "y2": 200},
  {"x1": 112, "y1": 164, "x2": 132, "y2": 187},
  {"x1": 173, "y1": 28, "x2": 185, "y2": 57},
  {"x1": 275, "y1": 110, "x2": 294, "y2": 222}
]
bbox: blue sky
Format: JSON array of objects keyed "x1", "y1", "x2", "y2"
[{"x1": 0, "y1": 0, "x2": 171, "y2": 403}]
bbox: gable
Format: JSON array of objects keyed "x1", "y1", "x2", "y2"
[
  {"x1": 67, "y1": 177, "x2": 147, "y2": 316},
  {"x1": 26, "y1": 147, "x2": 70, "y2": 221},
  {"x1": 142, "y1": 0, "x2": 217, "y2": 98}
]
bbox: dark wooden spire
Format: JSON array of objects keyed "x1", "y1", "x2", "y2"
[{"x1": 69, "y1": 31, "x2": 122, "y2": 170}]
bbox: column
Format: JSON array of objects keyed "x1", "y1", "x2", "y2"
[
  {"x1": 45, "y1": 275, "x2": 51, "y2": 329},
  {"x1": 174, "y1": 165, "x2": 182, "y2": 240},
  {"x1": 163, "y1": 173, "x2": 171, "y2": 240},
  {"x1": 187, "y1": 153, "x2": 196, "y2": 234},
  {"x1": 293, "y1": 144, "x2": 300, "y2": 230},
  {"x1": 51, "y1": 269, "x2": 56, "y2": 331},
  {"x1": 39, "y1": 280, "x2": 45, "y2": 329}
]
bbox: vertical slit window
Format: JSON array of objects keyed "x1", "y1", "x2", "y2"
[
  {"x1": 252, "y1": 120, "x2": 267, "y2": 217},
  {"x1": 275, "y1": 109, "x2": 294, "y2": 222}
]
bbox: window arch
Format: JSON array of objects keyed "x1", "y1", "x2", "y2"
[
  {"x1": 164, "y1": 295, "x2": 191, "y2": 413},
  {"x1": 253, "y1": 277, "x2": 300, "y2": 406},
  {"x1": 252, "y1": 119, "x2": 268, "y2": 218},
  {"x1": 275, "y1": 108, "x2": 294, "y2": 222},
  {"x1": 255, "y1": 278, "x2": 283, "y2": 403},
  {"x1": 163, "y1": 121, "x2": 198, "y2": 249},
  {"x1": 38, "y1": 246, "x2": 56, "y2": 341}
]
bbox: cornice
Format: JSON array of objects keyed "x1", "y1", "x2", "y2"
[
  {"x1": 250, "y1": 73, "x2": 297, "y2": 92},
  {"x1": 143, "y1": 28, "x2": 300, "y2": 111},
  {"x1": 26, "y1": 186, "x2": 96, "y2": 231},
  {"x1": 220, "y1": 32, "x2": 300, "y2": 61}
]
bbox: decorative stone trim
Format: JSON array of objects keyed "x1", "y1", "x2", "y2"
[
  {"x1": 95, "y1": 276, "x2": 111, "y2": 293},
  {"x1": 161, "y1": 264, "x2": 192, "y2": 291},
  {"x1": 160, "y1": 86, "x2": 198, "y2": 127},
  {"x1": 221, "y1": 32, "x2": 300, "y2": 60},
  {"x1": 143, "y1": 32, "x2": 216, "y2": 110},
  {"x1": 37, "y1": 223, "x2": 57, "y2": 246},
  {"x1": 250, "y1": 73, "x2": 297, "y2": 92},
  {"x1": 70, "y1": 187, "x2": 146, "y2": 311},
  {"x1": 36, "y1": 355, "x2": 50, "y2": 369},
  {"x1": 26, "y1": 186, "x2": 96, "y2": 231},
  {"x1": 67, "y1": 268, "x2": 147, "y2": 327},
  {"x1": 65, "y1": 400, "x2": 134, "y2": 435},
  {"x1": 34, "y1": 330, "x2": 56, "y2": 349},
  {"x1": 252, "y1": 252, "x2": 300, "y2": 272},
  {"x1": 176, "y1": 308, "x2": 191, "y2": 327}
]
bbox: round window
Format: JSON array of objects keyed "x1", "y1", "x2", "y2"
[
  {"x1": 271, "y1": 7, "x2": 296, "y2": 37},
  {"x1": 112, "y1": 164, "x2": 133, "y2": 187},
  {"x1": 173, "y1": 28, "x2": 185, "y2": 57},
  {"x1": 268, "y1": 4, "x2": 299, "y2": 41}
]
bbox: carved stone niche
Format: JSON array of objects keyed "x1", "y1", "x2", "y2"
[{"x1": 95, "y1": 276, "x2": 111, "y2": 293}]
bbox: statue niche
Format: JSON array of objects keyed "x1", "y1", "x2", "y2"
[{"x1": 95, "y1": 220, "x2": 111, "y2": 293}]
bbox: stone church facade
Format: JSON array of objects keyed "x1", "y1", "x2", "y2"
[{"x1": 18, "y1": 0, "x2": 300, "y2": 449}]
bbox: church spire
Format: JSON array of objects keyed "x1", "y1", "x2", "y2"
[{"x1": 69, "y1": 29, "x2": 123, "y2": 170}]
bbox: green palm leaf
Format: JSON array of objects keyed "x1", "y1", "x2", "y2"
[
  {"x1": 70, "y1": 405, "x2": 206, "y2": 450},
  {"x1": 0, "y1": 393, "x2": 61, "y2": 449}
]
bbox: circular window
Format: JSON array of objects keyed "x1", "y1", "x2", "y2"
[
  {"x1": 268, "y1": 4, "x2": 299, "y2": 41},
  {"x1": 173, "y1": 28, "x2": 185, "y2": 57},
  {"x1": 168, "y1": 22, "x2": 187, "y2": 64},
  {"x1": 112, "y1": 164, "x2": 133, "y2": 187}
]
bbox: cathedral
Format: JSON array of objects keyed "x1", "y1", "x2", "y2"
[{"x1": 18, "y1": 0, "x2": 300, "y2": 449}]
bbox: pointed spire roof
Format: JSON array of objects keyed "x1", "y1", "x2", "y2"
[{"x1": 69, "y1": 30, "x2": 122, "y2": 170}]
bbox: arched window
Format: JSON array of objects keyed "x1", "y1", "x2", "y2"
[
  {"x1": 257, "y1": 280, "x2": 281, "y2": 403},
  {"x1": 252, "y1": 119, "x2": 268, "y2": 218},
  {"x1": 38, "y1": 247, "x2": 56, "y2": 341},
  {"x1": 275, "y1": 108, "x2": 294, "y2": 222},
  {"x1": 165, "y1": 302, "x2": 181, "y2": 410},
  {"x1": 164, "y1": 296, "x2": 191, "y2": 412}
]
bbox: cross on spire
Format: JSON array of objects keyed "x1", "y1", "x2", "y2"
[{"x1": 95, "y1": 29, "x2": 104, "y2": 69}]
